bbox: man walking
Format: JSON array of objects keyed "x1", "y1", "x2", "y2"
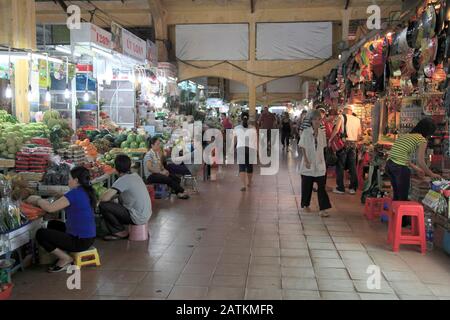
[
  {"x1": 258, "y1": 106, "x2": 277, "y2": 155},
  {"x1": 328, "y1": 105, "x2": 362, "y2": 195}
]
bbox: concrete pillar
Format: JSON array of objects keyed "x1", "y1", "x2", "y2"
[
  {"x1": 0, "y1": 0, "x2": 36, "y2": 123},
  {"x1": 148, "y1": 0, "x2": 168, "y2": 62},
  {"x1": 248, "y1": 84, "x2": 257, "y2": 121},
  {"x1": 341, "y1": 8, "x2": 352, "y2": 46}
]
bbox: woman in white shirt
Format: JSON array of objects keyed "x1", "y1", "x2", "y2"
[
  {"x1": 298, "y1": 110, "x2": 332, "y2": 217},
  {"x1": 234, "y1": 112, "x2": 258, "y2": 192}
]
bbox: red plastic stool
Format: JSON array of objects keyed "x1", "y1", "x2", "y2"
[
  {"x1": 364, "y1": 197, "x2": 392, "y2": 220},
  {"x1": 387, "y1": 201, "x2": 426, "y2": 254},
  {"x1": 146, "y1": 185, "x2": 155, "y2": 204}
]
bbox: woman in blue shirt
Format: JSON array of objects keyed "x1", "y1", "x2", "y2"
[{"x1": 26, "y1": 167, "x2": 97, "y2": 273}]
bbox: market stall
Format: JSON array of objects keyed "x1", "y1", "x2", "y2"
[{"x1": 321, "y1": 0, "x2": 450, "y2": 252}]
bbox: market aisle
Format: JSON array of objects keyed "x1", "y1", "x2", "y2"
[{"x1": 10, "y1": 146, "x2": 450, "y2": 300}]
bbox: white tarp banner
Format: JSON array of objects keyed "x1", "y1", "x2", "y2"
[
  {"x1": 256, "y1": 22, "x2": 333, "y2": 60},
  {"x1": 176, "y1": 24, "x2": 249, "y2": 60}
]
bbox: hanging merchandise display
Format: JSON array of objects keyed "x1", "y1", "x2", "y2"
[{"x1": 323, "y1": 0, "x2": 450, "y2": 251}]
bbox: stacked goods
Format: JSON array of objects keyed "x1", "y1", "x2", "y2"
[
  {"x1": 43, "y1": 163, "x2": 71, "y2": 186},
  {"x1": 57, "y1": 145, "x2": 86, "y2": 165},
  {"x1": 75, "y1": 139, "x2": 98, "y2": 158},
  {"x1": 30, "y1": 138, "x2": 52, "y2": 148},
  {"x1": 15, "y1": 148, "x2": 50, "y2": 173}
]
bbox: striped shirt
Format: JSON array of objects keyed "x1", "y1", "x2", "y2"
[
  {"x1": 299, "y1": 117, "x2": 325, "y2": 132},
  {"x1": 388, "y1": 133, "x2": 427, "y2": 166}
]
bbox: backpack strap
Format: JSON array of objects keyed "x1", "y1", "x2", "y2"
[{"x1": 342, "y1": 114, "x2": 348, "y2": 138}]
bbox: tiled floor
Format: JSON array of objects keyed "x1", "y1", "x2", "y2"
[{"x1": 10, "y1": 148, "x2": 450, "y2": 300}]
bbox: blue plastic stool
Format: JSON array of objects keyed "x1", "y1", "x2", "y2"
[{"x1": 154, "y1": 184, "x2": 170, "y2": 199}]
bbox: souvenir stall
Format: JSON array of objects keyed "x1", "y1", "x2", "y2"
[{"x1": 324, "y1": 0, "x2": 450, "y2": 251}]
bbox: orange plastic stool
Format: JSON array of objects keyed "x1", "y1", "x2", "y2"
[
  {"x1": 364, "y1": 197, "x2": 392, "y2": 220},
  {"x1": 387, "y1": 201, "x2": 426, "y2": 254}
]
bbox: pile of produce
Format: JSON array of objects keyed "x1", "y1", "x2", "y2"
[
  {"x1": 99, "y1": 151, "x2": 117, "y2": 167},
  {"x1": 0, "y1": 125, "x2": 24, "y2": 159},
  {"x1": 0, "y1": 110, "x2": 18, "y2": 124},
  {"x1": 92, "y1": 139, "x2": 113, "y2": 154},
  {"x1": 0, "y1": 201, "x2": 22, "y2": 233},
  {"x1": 19, "y1": 203, "x2": 44, "y2": 221},
  {"x1": 92, "y1": 182, "x2": 108, "y2": 199},
  {"x1": 42, "y1": 163, "x2": 71, "y2": 186},
  {"x1": 22, "y1": 123, "x2": 49, "y2": 142},
  {"x1": 43, "y1": 110, "x2": 74, "y2": 150},
  {"x1": 0, "y1": 174, "x2": 36, "y2": 201},
  {"x1": 84, "y1": 161, "x2": 115, "y2": 178},
  {"x1": 75, "y1": 139, "x2": 98, "y2": 158},
  {"x1": 86, "y1": 129, "x2": 115, "y2": 144},
  {"x1": 119, "y1": 133, "x2": 148, "y2": 149}
]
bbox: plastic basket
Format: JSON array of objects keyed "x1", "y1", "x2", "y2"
[{"x1": 0, "y1": 283, "x2": 13, "y2": 300}]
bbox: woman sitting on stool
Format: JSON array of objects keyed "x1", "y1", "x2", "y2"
[
  {"x1": 99, "y1": 154, "x2": 152, "y2": 241},
  {"x1": 144, "y1": 137, "x2": 190, "y2": 200},
  {"x1": 26, "y1": 167, "x2": 97, "y2": 273}
]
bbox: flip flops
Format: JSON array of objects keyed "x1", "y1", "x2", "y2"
[{"x1": 103, "y1": 234, "x2": 129, "y2": 241}]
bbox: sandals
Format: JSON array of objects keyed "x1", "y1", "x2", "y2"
[
  {"x1": 103, "y1": 234, "x2": 129, "y2": 241},
  {"x1": 177, "y1": 194, "x2": 190, "y2": 200},
  {"x1": 240, "y1": 187, "x2": 247, "y2": 192}
]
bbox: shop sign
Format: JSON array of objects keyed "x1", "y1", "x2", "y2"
[
  {"x1": 122, "y1": 28, "x2": 147, "y2": 62},
  {"x1": 71, "y1": 23, "x2": 112, "y2": 51},
  {"x1": 157, "y1": 62, "x2": 177, "y2": 79},
  {"x1": 111, "y1": 22, "x2": 147, "y2": 62},
  {"x1": 146, "y1": 40, "x2": 158, "y2": 67},
  {"x1": 38, "y1": 59, "x2": 50, "y2": 88},
  {"x1": 90, "y1": 24, "x2": 112, "y2": 49}
]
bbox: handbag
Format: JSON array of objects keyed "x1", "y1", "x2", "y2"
[
  {"x1": 324, "y1": 147, "x2": 337, "y2": 167},
  {"x1": 329, "y1": 114, "x2": 347, "y2": 153}
]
